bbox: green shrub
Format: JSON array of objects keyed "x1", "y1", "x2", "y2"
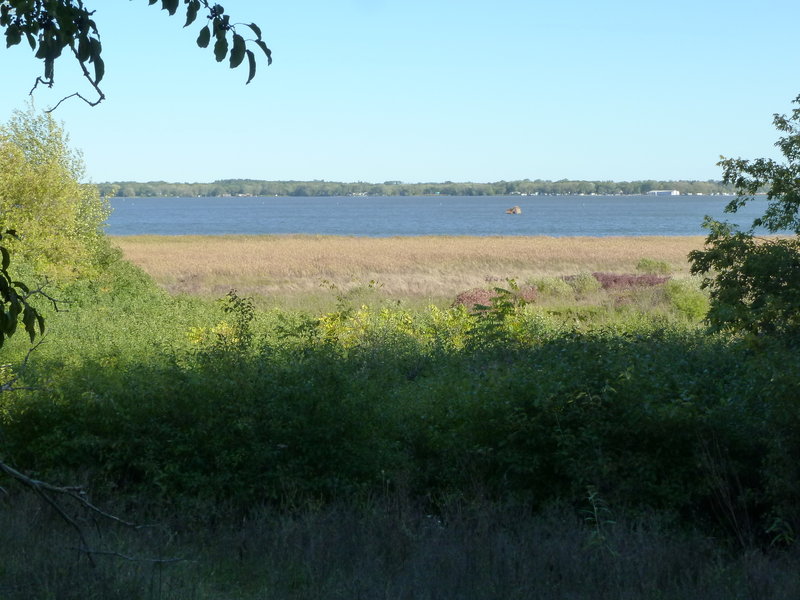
[
  {"x1": 564, "y1": 272, "x2": 602, "y2": 297},
  {"x1": 636, "y1": 258, "x2": 672, "y2": 275},
  {"x1": 664, "y1": 279, "x2": 709, "y2": 321}
]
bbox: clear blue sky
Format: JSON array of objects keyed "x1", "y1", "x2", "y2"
[{"x1": 1, "y1": 0, "x2": 798, "y2": 183}]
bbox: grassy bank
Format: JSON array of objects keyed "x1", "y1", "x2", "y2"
[{"x1": 112, "y1": 235, "x2": 705, "y2": 309}]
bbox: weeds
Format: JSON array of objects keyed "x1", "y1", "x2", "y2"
[
  {"x1": 2, "y1": 498, "x2": 799, "y2": 600},
  {"x1": 582, "y1": 486, "x2": 618, "y2": 556}
]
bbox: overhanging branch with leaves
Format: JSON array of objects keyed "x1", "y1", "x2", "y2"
[{"x1": 1, "y1": 0, "x2": 272, "y2": 109}]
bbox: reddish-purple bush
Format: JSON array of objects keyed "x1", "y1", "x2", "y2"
[
  {"x1": 453, "y1": 286, "x2": 537, "y2": 312},
  {"x1": 517, "y1": 285, "x2": 539, "y2": 302},
  {"x1": 453, "y1": 288, "x2": 498, "y2": 312},
  {"x1": 590, "y1": 272, "x2": 670, "y2": 290}
]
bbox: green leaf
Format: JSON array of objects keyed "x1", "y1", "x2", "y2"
[
  {"x1": 25, "y1": 31, "x2": 36, "y2": 50},
  {"x1": 162, "y1": 0, "x2": 180, "y2": 15},
  {"x1": 89, "y1": 37, "x2": 102, "y2": 60},
  {"x1": 77, "y1": 34, "x2": 90, "y2": 62},
  {"x1": 245, "y1": 49, "x2": 256, "y2": 84},
  {"x1": 93, "y1": 55, "x2": 105, "y2": 84},
  {"x1": 22, "y1": 306, "x2": 36, "y2": 342},
  {"x1": 12, "y1": 281, "x2": 29, "y2": 294},
  {"x1": 247, "y1": 23, "x2": 262, "y2": 38},
  {"x1": 184, "y1": 0, "x2": 201, "y2": 27},
  {"x1": 229, "y1": 34, "x2": 245, "y2": 68},
  {"x1": 0, "y1": 247, "x2": 9, "y2": 272},
  {"x1": 197, "y1": 25, "x2": 210, "y2": 48},
  {"x1": 254, "y1": 39, "x2": 272, "y2": 65},
  {"x1": 212, "y1": 17, "x2": 226, "y2": 39},
  {"x1": 35, "y1": 36, "x2": 47, "y2": 59},
  {"x1": 214, "y1": 36, "x2": 228, "y2": 62},
  {"x1": 5, "y1": 25, "x2": 21, "y2": 47}
]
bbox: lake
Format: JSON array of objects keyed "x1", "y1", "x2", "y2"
[{"x1": 106, "y1": 194, "x2": 770, "y2": 237}]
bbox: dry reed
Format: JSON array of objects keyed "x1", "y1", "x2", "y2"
[{"x1": 112, "y1": 234, "x2": 706, "y2": 306}]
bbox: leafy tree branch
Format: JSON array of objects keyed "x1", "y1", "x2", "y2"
[
  {"x1": 1, "y1": 0, "x2": 272, "y2": 108},
  {"x1": 0, "y1": 230, "x2": 44, "y2": 349}
]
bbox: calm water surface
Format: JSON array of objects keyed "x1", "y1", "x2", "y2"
[{"x1": 106, "y1": 195, "x2": 770, "y2": 237}]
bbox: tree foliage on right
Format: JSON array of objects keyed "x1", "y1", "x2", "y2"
[{"x1": 690, "y1": 94, "x2": 800, "y2": 338}]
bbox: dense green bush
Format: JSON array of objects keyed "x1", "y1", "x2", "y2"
[{"x1": 664, "y1": 279, "x2": 710, "y2": 321}]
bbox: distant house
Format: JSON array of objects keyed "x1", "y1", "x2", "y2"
[{"x1": 646, "y1": 190, "x2": 680, "y2": 196}]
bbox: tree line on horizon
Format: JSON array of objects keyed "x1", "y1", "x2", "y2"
[{"x1": 97, "y1": 178, "x2": 734, "y2": 198}]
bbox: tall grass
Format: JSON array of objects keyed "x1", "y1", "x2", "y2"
[
  {"x1": 2, "y1": 498, "x2": 799, "y2": 600},
  {"x1": 112, "y1": 235, "x2": 705, "y2": 308}
]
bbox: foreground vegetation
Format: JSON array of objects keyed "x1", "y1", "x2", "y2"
[
  {"x1": 1, "y1": 251, "x2": 799, "y2": 597},
  {"x1": 4, "y1": 497, "x2": 799, "y2": 599}
]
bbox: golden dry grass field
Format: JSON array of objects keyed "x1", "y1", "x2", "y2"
[
  {"x1": 112, "y1": 235, "x2": 707, "y2": 308},
  {"x1": 113, "y1": 235, "x2": 703, "y2": 306}
]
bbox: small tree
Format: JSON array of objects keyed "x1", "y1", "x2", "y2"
[
  {"x1": 0, "y1": 105, "x2": 112, "y2": 279},
  {"x1": 689, "y1": 94, "x2": 800, "y2": 338}
]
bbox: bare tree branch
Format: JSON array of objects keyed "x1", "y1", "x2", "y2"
[
  {"x1": 29, "y1": 76, "x2": 54, "y2": 96},
  {"x1": 22, "y1": 278, "x2": 70, "y2": 313},
  {"x1": 46, "y1": 91, "x2": 105, "y2": 113},
  {"x1": 0, "y1": 338, "x2": 43, "y2": 393},
  {"x1": 43, "y1": 46, "x2": 107, "y2": 112},
  {"x1": 0, "y1": 459, "x2": 139, "y2": 528},
  {"x1": 68, "y1": 548, "x2": 193, "y2": 564}
]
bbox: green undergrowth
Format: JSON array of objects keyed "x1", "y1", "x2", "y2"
[{"x1": 1, "y1": 259, "x2": 799, "y2": 549}]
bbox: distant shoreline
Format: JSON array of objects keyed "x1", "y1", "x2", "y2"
[{"x1": 97, "y1": 179, "x2": 736, "y2": 199}]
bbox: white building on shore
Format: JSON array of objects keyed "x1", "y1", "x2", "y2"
[{"x1": 646, "y1": 190, "x2": 681, "y2": 196}]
